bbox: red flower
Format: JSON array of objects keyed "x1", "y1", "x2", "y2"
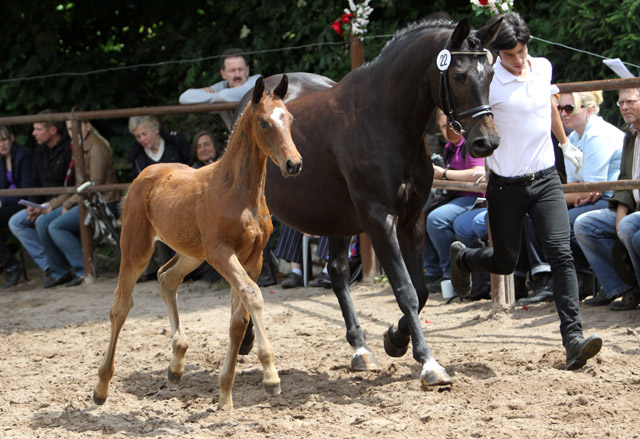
[
  {"x1": 331, "y1": 20, "x2": 343, "y2": 37},
  {"x1": 341, "y1": 13, "x2": 353, "y2": 24},
  {"x1": 479, "y1": 0, "x2": 488, "y2": 4}
]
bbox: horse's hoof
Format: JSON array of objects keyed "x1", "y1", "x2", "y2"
[
  {"x1": 420, "y1": 368, "x2": 453, "y2": 388},
  {"x1": 264, "y1": 382, "x2": 281, "y2": 396},
  {"x1": 239, "y1": 327, "x2": 255, "y2": 355},
  {"x1": 383, "y1": 325, "x2": 409, "y2": 358},
  {"x1": 351, "y1": 349, "x2": 381, "y2": 371},
  {"x1": 92, "y1": 391, "x2": 107, "y2": 406},
  {"x1": 167, "y1": 369, "x2": 183, "y2": 384},
  {"x1": 238, "y1": 339, "x2": 254, "y2": 356}
]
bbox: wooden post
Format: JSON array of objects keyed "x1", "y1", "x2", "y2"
[
  {"x1": 72, "y1": 120, "x2": 96, "y2": 284},
  {"x1": 349, "y1": 33, "x2": 378, "y2": 283}
]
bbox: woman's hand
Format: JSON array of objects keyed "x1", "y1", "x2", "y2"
[
  {"x1": 433, "y1": 165, "x2": 445, "y2": 180},
  {"x1": 574, "y1": 192, "x2": 601, "y2": 207}
]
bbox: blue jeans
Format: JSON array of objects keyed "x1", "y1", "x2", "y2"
[
  {"x1": 37, "y1": 206, "x2": 84, "y2": 278},
  {"x1": 453, "y1": 208, "x2": 488, "y2": 246},
  {"x1": 618, "y1": 212, "x2": 640, "y2": 285},
  {"x1": 567, "y1": 197, "x2": 610, "y2": 270},
  {"x1": 8, "y1": 208, "x2": 49, "y2": 272},
  {"x1": 574, "y1": 208, "x2": 633, "y2": 299},
  {"x1": 424, "y1": 195, "x2": 477, "y2": 278}
]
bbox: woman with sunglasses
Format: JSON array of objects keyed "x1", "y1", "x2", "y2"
[{"x1": 557, "y1": 91, "x2": 624, "y2": 298}]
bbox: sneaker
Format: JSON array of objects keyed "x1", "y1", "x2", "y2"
[
  {"x1": 43, "y1": 272, "x2": 74, "y2": 289},
  {"x1": 308, "y1": 272, "x2": 331, "y2": 288},
  {"x1": 610, "y1": 288, "x2": 640, "y2": 311},
  {"x1": 281, "y1": 272, "x2": 303, "y2": 289},
  {"x1": 450, "y1": 242, "x2": 471, "y2": 297},
  {"x1": 3, "y1": 263, "x2": 23, "y2": 289}
]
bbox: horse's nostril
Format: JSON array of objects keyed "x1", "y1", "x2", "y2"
[{"x1": 286, "y1": 159, "x2": 302, "y2": 175}]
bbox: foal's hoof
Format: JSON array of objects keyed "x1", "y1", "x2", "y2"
[
  {"x1": 264, "y1": 382, "x2": 281, "y2": 396},
  {"x1": 238, "y1": 339, "x2": 254, "y2": 356},
  {"x1": 92, "y1": 391, "x2": 107, "y2": 406},
  {"x1": 420, "y1": 368, "x2": 453, "y2": 388},
  {"x1": 383, "y1": 325, "x2": 409, "y2": 358},
  {"x1": 351, "y1": 349, "x2": 381, "y2": 371},
  {"x1": 167, "y1": 369, "x2": 183, "y2": 384}
]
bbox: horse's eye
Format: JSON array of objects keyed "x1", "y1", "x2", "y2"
[
  {"x1": 258, "y1": 118, "x2": 269, "y2": 129},
  {"x1": 452, "y1": 72, "x2": 467, "y2": 83}
]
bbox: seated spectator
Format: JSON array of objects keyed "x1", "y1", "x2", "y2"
[
  {"x1": 128, "y1": 115, "x2": 191, "y2": 179},
  {"x1": 128, "y1": 115, "x2": 191, "y2": 282},
  {"x1": 275, "y1": 224, "x2": 330, "y2": 289},
  {"x1": 179, "y1": 48, "x2": 260, "y2": 129},
  {"x1": 190, "y1": 130, "x2": 224, "y2": 168},
  {"x1": 425, "y1": 110, "x2": 485, "y2": 292},
  {"x1": 32, "y1": 119, "x2": 120, "y2": 287},
  {"x1": 558, "y1": 91, "x2": 624, "y2": 285},
  {"x1": 575, "y1": 87, "x2": 640, "y2": 310},
  {"x1": 8, "y1": 110, "x2": 74, "y2": 288},
  {"x1": 0, "y1": 125, "x2": 33, "y2": 288}
]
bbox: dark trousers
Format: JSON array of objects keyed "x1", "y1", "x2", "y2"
[
  {"x1": 457, "y1": 168, "x2": 583, "y2": 345},
  {"x1": 0, "y1": 204, "x2": 24, "y2": 270}
]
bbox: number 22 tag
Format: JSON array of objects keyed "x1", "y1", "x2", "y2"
[{"x1": 437, "y1": 49, "x2": 451, "y2": 71}]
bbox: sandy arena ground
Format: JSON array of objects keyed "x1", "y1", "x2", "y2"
[{"x1": 1, "y1": 271, "x2": 640, "y2": 438}]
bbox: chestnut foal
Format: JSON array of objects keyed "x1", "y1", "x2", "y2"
[{"x1": 93, "y1": 75, "x2": 301, "y2": 410}]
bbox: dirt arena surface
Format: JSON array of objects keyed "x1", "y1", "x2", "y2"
[{"x1": 1, "y1": 273, "x2": 640, "y2": 439}]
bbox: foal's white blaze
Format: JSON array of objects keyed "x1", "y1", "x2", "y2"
[
  {"x1": 476, "y1": 61, "x2": 484, "y2": 74},
  {"x1": 270, "y1": 107, "x2": 286, "y2": 129}
]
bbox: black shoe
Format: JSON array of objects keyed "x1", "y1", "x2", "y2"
[
  {"x1": 281, "y1": 272, "x2": 303, "y2": 289},
  {"x1": 3, "y1": 263, "x2": 23, "y2": 289},
  {"x1": 519, "y1": 272, "x2": 554, "y2": 305},
  {"x1": 565, "y1": 334, "x2": 603, "y2": 370},
  {"x1": 308, "y1": 272, "x2": 331, "y2": 288},
  {"x1": 450, "y1": 241, "x2": 471, "y2": 297},
  {"x1": 583, "y1": 289, "x2": 616, "y2": 307},
  {"x1": 577, "y1": 269, "x2": 596, "y2": 301},
  {"x1": 65, "y1": 275, "x2": 84, "y2": 287},
  {"x1": 43, "y1": 272, "x2": 74, "y2": 289},
  {"x1": 610, "y1": 288, "x2": 640, "y2": 311}
]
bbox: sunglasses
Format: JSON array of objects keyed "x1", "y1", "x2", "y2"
[{"x1": 557, "y1": 104, "x2": 583, "y2": 114}]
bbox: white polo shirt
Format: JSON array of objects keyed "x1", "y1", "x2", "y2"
[{"x1": 485, "y1": 56, "x2": 557, "y2": 177}]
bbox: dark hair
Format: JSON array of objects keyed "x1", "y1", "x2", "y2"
[
  {"x1": 191, "y1": 130, "x2": 224, "y2": 163},
  {"x1": 36, "y1": 109, "x2": 66, "y2": 135},
  {"x1": 487, "y1": 12, "x2": 531, "y2": 52},
  {"x1": 220, "y1": 48, "x2": 248, "y2": 70}
]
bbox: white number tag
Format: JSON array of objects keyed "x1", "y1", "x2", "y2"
[{"x1": 437, "y1": 49, "x2": 452, "y2": 71}]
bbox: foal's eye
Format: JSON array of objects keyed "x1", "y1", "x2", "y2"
[
  {"x1": 258, "y1": 118, "x2": 269, "y2": 129},
  {"x1": 451, "y1": 72, "x2": 467, "y2": 83}
]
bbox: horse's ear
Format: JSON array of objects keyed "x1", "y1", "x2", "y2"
[
  {"x1": 476, "y1": 16, "x2": 503, "y2": 47},
  {"x1": 273, "y1": 74, "x2": 288, "y2": 100},
  {"x1": 449, "y1": 19, "x2": 470, "y2": 51},
  {"x1": 252, "y1": 76, "x2": 265, "y2": 105}
]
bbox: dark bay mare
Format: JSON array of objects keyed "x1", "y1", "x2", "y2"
[{"x1": 238, "y1": 17, "x2": 502, "y2": 388}]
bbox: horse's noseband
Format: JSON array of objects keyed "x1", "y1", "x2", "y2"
[{"x1": 438, "y1": 36, "x2": 493, "y2": 136}]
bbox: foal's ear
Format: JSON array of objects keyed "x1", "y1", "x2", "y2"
[
  {"x1": 252, "y1": 76, "x2": 265, "y2": 105},
  {"x1": 273, "y1": 74, "x2": 288, "y2": 100},
  {"x1": 450, "y1": 19, "x2": 470, "y2": 51},
  {"x1": 476, "y1": 16, "x2": 503, "y2": 47}
]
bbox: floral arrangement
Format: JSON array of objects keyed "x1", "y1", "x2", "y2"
[
  {"x1": 470, "y1": 0, "x2": 514, "y2": 17},
  {"x1": 331, "y1": 0, "x2": 373, "y2": 40}
]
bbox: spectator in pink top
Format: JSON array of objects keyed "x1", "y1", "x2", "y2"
[{"x1": 424, "y1": 110, "x2": 485, "y2": 293}]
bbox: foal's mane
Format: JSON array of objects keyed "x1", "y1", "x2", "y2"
[{"x1": 370, "y1": 17, "x2": 456, "y2": 66}]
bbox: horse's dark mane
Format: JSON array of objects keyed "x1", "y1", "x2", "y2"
[{"x1": 371, "y1": 17, "x2": 456, "y2": 66}]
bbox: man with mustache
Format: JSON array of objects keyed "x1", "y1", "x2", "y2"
[{"x1": 179, "y1": 48, "x2": 260, "y2": 129}]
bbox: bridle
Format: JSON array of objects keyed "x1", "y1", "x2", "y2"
[{"x1": 438, "y1": 35, "x2": 494, "y2": 136}]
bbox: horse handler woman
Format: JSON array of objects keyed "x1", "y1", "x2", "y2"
[{"x1": 449, "y1": 12, "x2": 602, "y2": 370}]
